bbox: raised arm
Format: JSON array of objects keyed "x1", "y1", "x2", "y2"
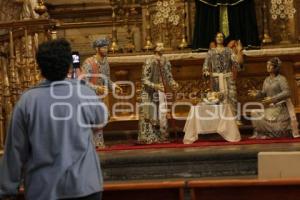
[{"x1": 228, "y1": 40, "x2": 244, "y2": 65}]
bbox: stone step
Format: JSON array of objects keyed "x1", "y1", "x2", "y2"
[{"x1": 99, "y1": 142, "x2": 300, "y2": 182}]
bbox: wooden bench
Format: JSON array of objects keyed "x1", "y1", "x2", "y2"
[
  {"x1": 15, "y1": 178, "x2": 300, "y2": 199},
  {"x1": 16, "y1": 180, "x2": 185, "y2": 200},
  {"x1": 188, "y1": 179, "x2": 300, "y2": 200},
  {"x1": 103, "y1": 180, "x2": 185, "y2": 200}
]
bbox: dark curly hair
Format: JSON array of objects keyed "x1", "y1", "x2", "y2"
[{"x1": 36, "y1": 38, "x2": 72, "y2": 81}]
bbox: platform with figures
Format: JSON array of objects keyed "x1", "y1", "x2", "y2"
[{"x1": 89, "y1": 47, "x2": 300, "y2": 182}]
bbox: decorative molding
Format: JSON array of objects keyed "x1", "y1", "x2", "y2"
[
  {"x1": 0, "y1": 19, "x2": 57, "y2": 29},
  {"x1": 57, "y1": 19, "x2": 142, "y2": 29},
  {"x1": 49, "y1": 8, "x2": 113, "y2": 19},
  {"x1": 13, "y1": 0, "x2": 25, "y2": 5},
  {"x1": 47, "y1": 3, "x2": 142, "y2": 20}
]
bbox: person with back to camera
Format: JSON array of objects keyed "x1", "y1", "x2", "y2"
[{"x1": 0, "y1": 39, "x2": 107, "y2": 200}]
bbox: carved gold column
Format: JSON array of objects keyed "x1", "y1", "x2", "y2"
[
  {"x1": 9, "y1": 30, "x2": 18, "y2": 105},
  {"x1": 31, "y1": 34, "x2": 40, "y2": 85},
  {"x1": 14, "y1": 38, "x2": 22, "y2": 99},
  {"x1": 0, "y1": 55, "x2": 4, "y2": 149},
  {"x1": 178, "y1": 0, "x2": 188, "y2": 49},
  {"x1": 294, "y1": 62, "x2": 300, "y2": 109},
  {"x1": 2, "y1": 43, "x2": 13, "y2": 143},
  {"x1": 143, "y1": 0, "x2": 154, "y2": 51},
  {"x1": 24, "y1": 28, "x2": 35, "y2": 88},
  {"x1": 262, "y1": 0, "x2": 272, "y2": 44},
  {"x1": 15, "y1": 39, "x2": 25, "y2": 91}
]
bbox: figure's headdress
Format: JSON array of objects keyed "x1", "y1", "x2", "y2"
[
  {"x1": 93, "y1": 38, "x2": 110, "y2": 48},
  {"x1": 154, "y1": 42, "x2": 164, "y2": 52}
]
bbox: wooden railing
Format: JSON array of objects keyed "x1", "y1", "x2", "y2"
[
  {"x1": 15, "y1": 178, "x2": 300, "y2": 200},
  {"x1": 103, "y1": 180, "x2": 185, "y2": 200},
  {"x1": 189, "y1": 179, "x2": 300, "y2": 200}
]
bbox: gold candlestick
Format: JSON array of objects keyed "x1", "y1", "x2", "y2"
[
  {"x1": 178, "y1": 0, "x2": 188, "y2": 49},
  {"x1": 143, "y1": 0, "x2": 154, "y2": 51},
  {"x1": 262, "y1": 0, "x2": 272, "y2": 44},
  {"x1": 109, "y1": 5, "x2": 119, "y2": 53},
  {"x1": 125, "y1": 7, "x2": 136, "y2": 53}
]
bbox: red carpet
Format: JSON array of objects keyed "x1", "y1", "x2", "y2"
[{"x1": 97, "y1": 137, "x2": 300, "y2": 152}]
